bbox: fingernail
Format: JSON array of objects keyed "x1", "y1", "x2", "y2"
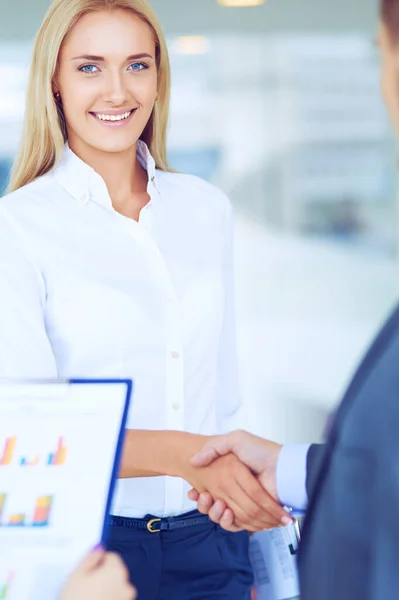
[
  {"x1": 281, "y1": 516, "x2": 293, "y2": 527},
  {"x1": 92, "y1": 543, "x2": 104, "y2": 551}
]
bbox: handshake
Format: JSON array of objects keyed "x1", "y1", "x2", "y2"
[{"x1": 185, "y1": 430, "x2": 294, "y2": 532}]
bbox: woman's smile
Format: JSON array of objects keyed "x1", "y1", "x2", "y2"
[{"x1": 90, "y1": 108, "x2": 137, "y2": 127}]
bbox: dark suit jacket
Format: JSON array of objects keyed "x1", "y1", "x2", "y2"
[{"x1": 299, "y1": 304, "x2": 399, "y2": 600}]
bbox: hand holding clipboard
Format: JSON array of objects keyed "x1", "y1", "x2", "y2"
[{"x1": 0, "y1": 379, "x2": 132, "y2": 600}]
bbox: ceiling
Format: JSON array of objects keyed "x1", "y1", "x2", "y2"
[{"x1": 1, "y1": 0, "x2": 379, "y2": 41}]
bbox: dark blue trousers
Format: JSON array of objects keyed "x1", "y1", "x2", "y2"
[{"x1": 107, "y1": 511, "x2": 253, "y2": 599}]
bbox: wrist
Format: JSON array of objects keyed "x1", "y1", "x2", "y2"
[
  {"x1": 169, "y1": 432, "x2": 207, "y2": 479},
  {"x1": 258, "y1": 439, "x2": 282, "y2": 501}
]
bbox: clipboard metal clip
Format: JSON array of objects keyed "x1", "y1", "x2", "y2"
[{"x1": 288, "y1": 518, "x2": 302, "y2": 555}]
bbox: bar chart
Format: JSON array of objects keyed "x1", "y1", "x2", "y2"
[
  {"x1": 0, "y1": 379, "x2": 131, "y2": 600},
  {"x1": 0, "y1": 494, "x2": 53, "y2": 528},
  {"x1": 0, "y1": 438, "x2": 16, "y2": 466},
  {"x1": 0, "y1": 436, "x2": 68, "y2": 468},
  {"x1": 46, "y1": 436, "x2": 67, "y2": 467}
]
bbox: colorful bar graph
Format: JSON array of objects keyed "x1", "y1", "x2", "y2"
[
  {"x1": 33, "y1": 495, "x2": 53, "y2": 527},
  {"x1": 0, "y1": 572, "x2": 13, "y2": 600},
  {"x1": 1, "y1": 435, "x2": 68, "y2": 467},
  {"x1": 0, "y1": 494, "x2": 53, "y2": 528},
  {"x1": 19, "y1": 435, "x2": 67, "y2": 467},
  {"x1": 0, "y1": 437, "x2": 16, "y2": 466},
  {"x1": 47, "y1": 437, "x2": 67, "y2": 466}
]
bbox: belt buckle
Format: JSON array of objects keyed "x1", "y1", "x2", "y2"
[{"x1": 147, "y1": 518, "x2": 161, "y2": 533}]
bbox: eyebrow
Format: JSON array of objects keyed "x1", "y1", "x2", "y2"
[{"x1": 71, "y1": 53, "x2": 154, "y2": 61}]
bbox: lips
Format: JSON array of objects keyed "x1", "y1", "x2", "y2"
[
  {"x1": 91, "y1": 109, "x2": 134, "y2": 122},
  {"x1": 89, "y1": 108, "x2": 137, "y2": 128}
]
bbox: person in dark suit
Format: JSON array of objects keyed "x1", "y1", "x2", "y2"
[{"x1": 187, "y1": 1, "x2": 399, "y2": 597}]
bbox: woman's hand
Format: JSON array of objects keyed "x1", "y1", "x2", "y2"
[
  {"x1": 187, "y1": 430, "x2": 294, "y2": 532},
  {"x1": 59, "y1": 547, "x2": 136, "y2": 600},
  {"x1": 181, "y1": 451, "x2": 291, "y2": 532}
]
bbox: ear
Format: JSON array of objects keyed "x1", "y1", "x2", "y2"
[{"x1": 52, "y1": 79, "x2": 61, "y2": 101}]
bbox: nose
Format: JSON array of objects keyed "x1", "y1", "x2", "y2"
[{"x1": 102, "y1": 71, "x2": 129, "y2": 106}]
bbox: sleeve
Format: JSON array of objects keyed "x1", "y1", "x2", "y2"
[
  {"x1": 0, "y1": 207, "x2": 57, "y2": 378},
  {"x1": 276, "y1": 443, "x2": 312, "y2": 511},
  {"x1": 216, "y1": 199, "x2": 247, "y2": 433},
  {"x1": 305, "y1": 443, "x2": 326, "y2": 499}
]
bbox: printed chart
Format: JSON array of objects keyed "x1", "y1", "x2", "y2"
[
  {"x1": 0, "y1": 436, "x2": 67, "y2": 468},
  {"x1": 0, "y1": 380, "x2": 130, "y2": 600},
  {"x1": 0, "y1": 494, "x2": 53, "y2": 528}
]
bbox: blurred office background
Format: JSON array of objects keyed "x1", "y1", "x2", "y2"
[{"x1": 1, "y1": 0, "x2": 397, "y2": 442}]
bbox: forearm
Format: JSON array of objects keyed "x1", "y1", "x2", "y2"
[{"x1": 119, "y1": 429, "x2": 207, "y2": 479}]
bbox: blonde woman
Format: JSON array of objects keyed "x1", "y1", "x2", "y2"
[{"x1": 1, "y1": 0, "x2": 290, "y2": 597}]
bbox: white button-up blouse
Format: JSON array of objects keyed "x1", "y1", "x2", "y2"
[{"x1": 0, "y1": 141, "x2": 241, "y2": 518}]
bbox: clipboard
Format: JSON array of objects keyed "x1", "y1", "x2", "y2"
[
  {"x1": 250, "y1": 511, "x2": 305, "y2": 600},
  {"x1": 0, "y1": 378, "x2": 133, "y2": 600},
  {"x1": 250, "y1": 524, "x2": 301, "y2": 600},
  {"x1": 68, "y1": 379, "x2": 132, "y2": 545}
]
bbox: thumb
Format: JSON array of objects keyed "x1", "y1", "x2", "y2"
[
  {"x1": 75, "y1": 546, "x2": 105, "y2": 574},
  {"x1": 191, "y1": 436, "x2": 233, "y2": 467},
  {"x1": 188, "y1": 488, "x2": 200, "y2": 501}
]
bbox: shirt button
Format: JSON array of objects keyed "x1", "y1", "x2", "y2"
[
  {"x1": 171, "y1": 351, "x2": 180, "y2": 359},
  {"x1": 173, "y1": 403, "x2": 181, "y2": 410},
  {"x1": 80, "y1": 192, "x2": 88, "y2": 202}
]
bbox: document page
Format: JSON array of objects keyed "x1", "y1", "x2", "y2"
[
  {"x1": 0, "y1": 380, "x2": 131, "y2": 600},
  {"x1": 250, "y1": 523, "x2": 301, "y2": 600}
]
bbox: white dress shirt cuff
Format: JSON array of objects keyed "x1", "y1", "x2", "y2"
[{"x1": 276, "y1": 443, "x2": 311, "y2": 511}]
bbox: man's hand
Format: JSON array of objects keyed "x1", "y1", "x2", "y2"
[
  {"x1": 188, "y1": 430, "x2": 288, "y2": 531},
  {"x1": 182, "y1": 451, "x2": 291, "y2": 532}
]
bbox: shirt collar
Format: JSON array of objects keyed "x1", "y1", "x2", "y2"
[
  {"x1": 137, "y1": 139, "x2": 158, "y2": 189},
  {"x1": 54, "y1": 139, "x2": 161, "y2": 207}
]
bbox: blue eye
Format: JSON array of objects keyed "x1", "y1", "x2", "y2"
[
  {"x1": 128, "y1": 62, "x2": 148, "y2": 72},
  {"x1": 79, "y1": 64, "x2": 98, "y2": 74}
]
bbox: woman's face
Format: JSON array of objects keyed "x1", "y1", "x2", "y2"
[
  {"x1": 56, "y1": 9, "x2": 158, "y2": 155},
  {"x1": 379, "y1": 20, "x2": 399, "y2": 136}
]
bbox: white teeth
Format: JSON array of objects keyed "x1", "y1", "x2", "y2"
[{"x1": 95, "y1": 111, "x2": 132, "y2": 122}]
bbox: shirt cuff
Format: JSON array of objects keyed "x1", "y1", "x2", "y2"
[{"x1": 276, "y1": 444, "x2": 311, "y2": 512}]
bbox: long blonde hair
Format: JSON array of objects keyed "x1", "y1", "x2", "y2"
[{"x1": 8, "y1": 0, "x2": 171, "y2": 193}]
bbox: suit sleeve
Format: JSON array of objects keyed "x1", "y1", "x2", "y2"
[{"x1": 306, "y1": 444, "x2": 326, "y2": 499}]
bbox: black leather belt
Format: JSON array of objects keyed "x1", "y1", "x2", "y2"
[{"x1": 109, "y1": 510, "x2": 211, "y2": 533}]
